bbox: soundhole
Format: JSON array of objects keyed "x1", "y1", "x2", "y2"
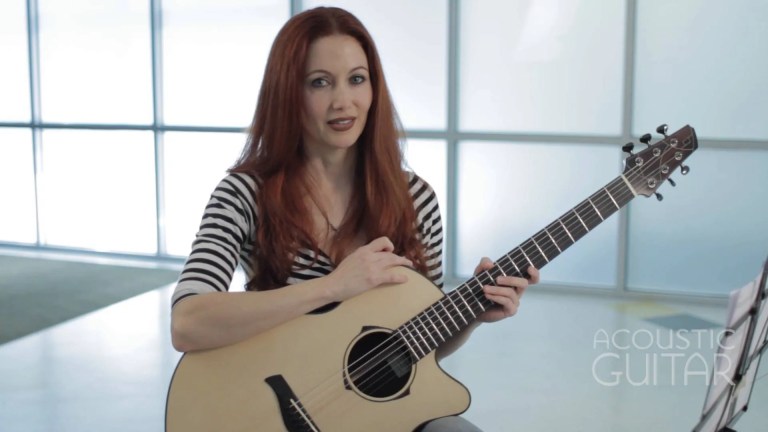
[{"x1": 346, "y1": 330, "x2": 414, "y2": 400}]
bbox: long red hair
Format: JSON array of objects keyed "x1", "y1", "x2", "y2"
[{"x1": 231, "y1": 7, "x2": 426, "y2": 290}]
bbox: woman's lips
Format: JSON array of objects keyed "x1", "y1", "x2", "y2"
[{"x1": 327, "y1": 117, "x2": 355, "y2": 132}]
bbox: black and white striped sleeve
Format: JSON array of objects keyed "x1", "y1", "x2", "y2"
[
  {"x1": 171, "y1": 173, "x2": 257, "y2": 307},
  {"x1": 409, "y1": 172, "x2": 444, "y2": 289}
]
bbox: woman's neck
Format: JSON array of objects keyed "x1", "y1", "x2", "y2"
[{"x1": 304, "y1": 146, "x2": 357, "y2": 193}]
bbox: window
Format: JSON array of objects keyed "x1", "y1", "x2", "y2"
[
  {"x1": 0, "y1": 0, "x2": 30, "y2": 122},
  {"x1": 459, "y1": 0, "x2": 625, "y2": 135},
  {"x1": 2, "y1": 0, "x2": 766, "y2": 298},
  {"x1": 162, "y1": 0, "x2": 288, "y2": 127},
  {"x1": 37, "y1": 0, "x2": 152, "y2": 124},
  {"x1": 39, "y1": 130, "x2": 157, "y2": 254},
  {"x1": 162, "y1": 131, "x2": 246, "y2": 256},
  {"x1": 0, "y1": 129, "x2": 36, "y2": 244},
  {"x1": 456, "y1": 141, "x2": 620, "y2": 287}
]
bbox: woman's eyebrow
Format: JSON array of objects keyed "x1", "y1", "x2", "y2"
[{"x1": 306, "y1": 65, "x2": 369, "y2": 76}]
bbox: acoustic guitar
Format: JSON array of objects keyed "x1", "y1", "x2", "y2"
[{"x1": 166, "y1": 124, "x2": 698, "y2": 431}]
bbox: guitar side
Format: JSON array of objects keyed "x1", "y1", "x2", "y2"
[{"x1": 165, "y1": 267, "x2": 471, "y2": 432}]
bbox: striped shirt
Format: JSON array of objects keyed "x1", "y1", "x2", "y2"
[{"x1": 171, "y1": 171, "x2": 444, "y2": 307}]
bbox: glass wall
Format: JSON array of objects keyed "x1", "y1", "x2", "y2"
[
  {"x1": 459, "y1": 0, "x2": 625, "y2": 135},
  {"x1": 162, "y1": 0, "x2": 288, "y2": 127},
  {"x1": 38, "y1": 0, "x2": 153, "y2": 124},
  {"x1": 0, "y1": 0, "x2": 30, "y2": 122},
  {"x1": 0, "y1": 129, "x2": 36, "y2": 244},
  {"x1": 1, "y1": 0, "x2": 766, "y2": 297}
]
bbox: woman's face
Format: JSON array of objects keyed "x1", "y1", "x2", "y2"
[{"x1": 301, "y1": 34, "x2": 373, "y2": 156}]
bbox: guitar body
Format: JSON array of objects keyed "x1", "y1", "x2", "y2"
[
  {"x1": 167, "y1": 125, "x2": 699, "y2": 431},
  {"x1": 165, "y1": 267, "x2": 471, "y2": 432}
]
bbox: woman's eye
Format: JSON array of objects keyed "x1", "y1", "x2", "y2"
[
  {"x1": 310, "y1": 78, "x2": 329, "y2": 88},
  {"x1": 351, "y1": 75, "x2": 366, "y2": 85}
]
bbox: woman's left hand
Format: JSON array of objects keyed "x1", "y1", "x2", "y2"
[{"x1": 474, "y1": 257, "x2": 540, "y2": 323}]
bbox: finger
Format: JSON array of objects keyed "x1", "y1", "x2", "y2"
[
  {"x1": 527, "y1": 266, "x2": 541, "y2": 284},
  {"x1": 495, "y1": 275, "x2": 529, "y2": 291},
  {"x1": 376, "y1": 253, "x2": 413, "y2": 269},
  {"x1": 366, "y1": 236, "x2": 395, "y2": 253},
  {"x1": 483, "y1": 285, "x2": 520, "y2": 304},
  {"x1": 375, "y1": 269, "x2": 409, "y2": 286},
  {"x1": 474, "y1": 257, "x2": 493, "y2": 275},
  {"x1": 483, "y1": 293, "x2": 518, "y2": 316}
]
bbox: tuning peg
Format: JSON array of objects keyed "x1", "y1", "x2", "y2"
[
  {"x1": 622, "y1": 142, "x2": 634, "y2": 155},
  {"x1": 656, "y1": 124, "x2": 669, "y2": 137},
  {"x1": 667, "y1": 178, "x2": 676, "y2": 187},
  {"x1": 639, "y1": 133, "x2": 652, "y2": 146},
  {"x1": 681, "y1": 165, "x2": 690, "y2": 175},
  {"x1": 655, "y1": 192, "x2": 664, "y2": 201}
]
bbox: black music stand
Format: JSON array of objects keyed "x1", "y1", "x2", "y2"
[{"x1": 692, "y1": 255, "x2": 768, "y2": 432}]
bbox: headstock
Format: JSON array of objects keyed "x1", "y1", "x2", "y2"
[{"x1": 622, "y1": 124, "x2": 698, "y2": 200}]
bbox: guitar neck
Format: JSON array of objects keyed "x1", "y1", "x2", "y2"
[{"x1": 396, "y1": 175, "x2": 637, "y2": 360}]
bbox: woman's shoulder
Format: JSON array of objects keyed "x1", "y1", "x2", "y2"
[
  {"x1": 213, "y1": 172, "x2": 259, "y2": 197},
  {"x1": 404, "y1": 170, "x2": 437, "y2": 199}
]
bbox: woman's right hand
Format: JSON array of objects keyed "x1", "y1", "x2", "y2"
[{"x1": 325, "y1": 236, "x2": 413, "y2": 302}]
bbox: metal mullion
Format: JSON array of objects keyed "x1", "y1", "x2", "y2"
[
  {"x1": 151, "y1": 0, "x2": 166, "y2": 257},
  {"x1": 290, "y1": 0, "x2": 302, "y2": 16},
  {"x1": 0, "y1": 243, "x2": 185, "y2": 268},
  {"x1": 445, "y1": 0, "x2": 460, "y2": 284},
  {"x1": 159, "y1": 124, "x2": 246, "y2": 133},
  {"x1": 0, "y1": 122, "x2": 33, "y2": 128},
  {"x1": 617, "y1": 0, "x2": 638, "y2": 295},
  {"x1": 26, "y1": 0, "x2": 43, "y2": 247}
]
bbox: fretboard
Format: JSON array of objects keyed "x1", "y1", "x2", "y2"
[{"x1": 396, "y1": 175, "x2": 636, "y2": 361}]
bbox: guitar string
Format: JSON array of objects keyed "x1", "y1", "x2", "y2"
[
  {"x1": 292, "y1": 187, "x2": 625, "y2": 421},
  {"x1": 348, "y1": 143, "x2": 696, "y2": 403},
  {"x1": 320, "y1": 170, "x2": 637, "y2": 407},
  {"x1": 320, "y1": 158, "x2": 666, "y2": 416},
  {"x1": 288, "y1": 143, "x2": 688, "y2": 420},
  {"x1": 284, "y1": 183, "x2": 624, "y2": 422},
  {"x1": 290, "y1": 156, "x2": 662, "y2": 420},
  {"x1": 289, "y1": 151, "x2": 675, "y2": 419}
]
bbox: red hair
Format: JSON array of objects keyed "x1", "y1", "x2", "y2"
[{"x1": 231, "y1": 7, "x2": 426, "y2": 290}]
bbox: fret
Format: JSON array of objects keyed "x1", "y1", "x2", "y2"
[
  {"x1": 520, "y1": 246, "x2": 533, "y2": 268},
  {"x1": 445, "y1": 293, "x2": 468, "y2": 325},
  {"x1": 593, "y1": 191, "x2": 618, "y2": 221},
  {"x1": 504, "y1": 251, "x2": 522, "y2": 276},
  {"x1": 603, "y1": 187, "x2": 619, "y2": 210},
  {"x1": 478, "y1": 269, "x2": 497, "y2": 286},
  {"x1": 463, "y1": 283, "x2": 486, "y2": 312},
  {"x1": 544, "y1": 227, "x2": 563, "y2": 253},
  {"x1": 471, "y1": 275, "x2": 487, "y2": 295},
  {"x1": 558, "y1": 218, "x2": 576, "y2": 244},
  {"x1": 453, "y1": 289, "x2": 476, "y2": 319},
  {"x1": 397, "y1": 328, "x2": 419, "y2": 359},
  {"x1": 588, "y1": 198, "x2": 604, "y2": 221},
  {"x1": 472, "y1": 287, "x2": 487, "y2": 311},
  {"x1": 438, "y1": 301, "x2": 460, "y2": 332},
  {"x1": 429, "y1": 312, "x2": 446, "y2": 342},
  {"x1": 531, "y1": 237, "x2": 549, "y2": 263},
  {"x1": 573, "y1": 207, "x2": 589, "y2": 232},
  {"x1": 416, "y1": 314, "x2": 439, "y2": 346},
  {"x1": 619, "y1": 174, "x2": 638, "y2": 197},
  {"x1": 406, "y1": 320, "x2": 430, "y2": 355},
  {"x1": 513, "y1": 251, "x2": 531, "y2": 277},
  {"x1": 608, "y1": 177, "x2": 636, "y2": 208},
  {"x1": 429, "y1": 304, "x2": 451, "y2": 339},
  {"x1": 562, "y1": 208, "x2": 587, "y2": 240},
  {"x1": 577, "y1": 201, "x2": 603, "y2": 231},
  {"x1": 495, "y1": 262, "x2": 507, "y2": 277}
]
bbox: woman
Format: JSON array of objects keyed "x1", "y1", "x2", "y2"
[{"x1": 170, "y1": 6, "x2": 539, "y2": 432}]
